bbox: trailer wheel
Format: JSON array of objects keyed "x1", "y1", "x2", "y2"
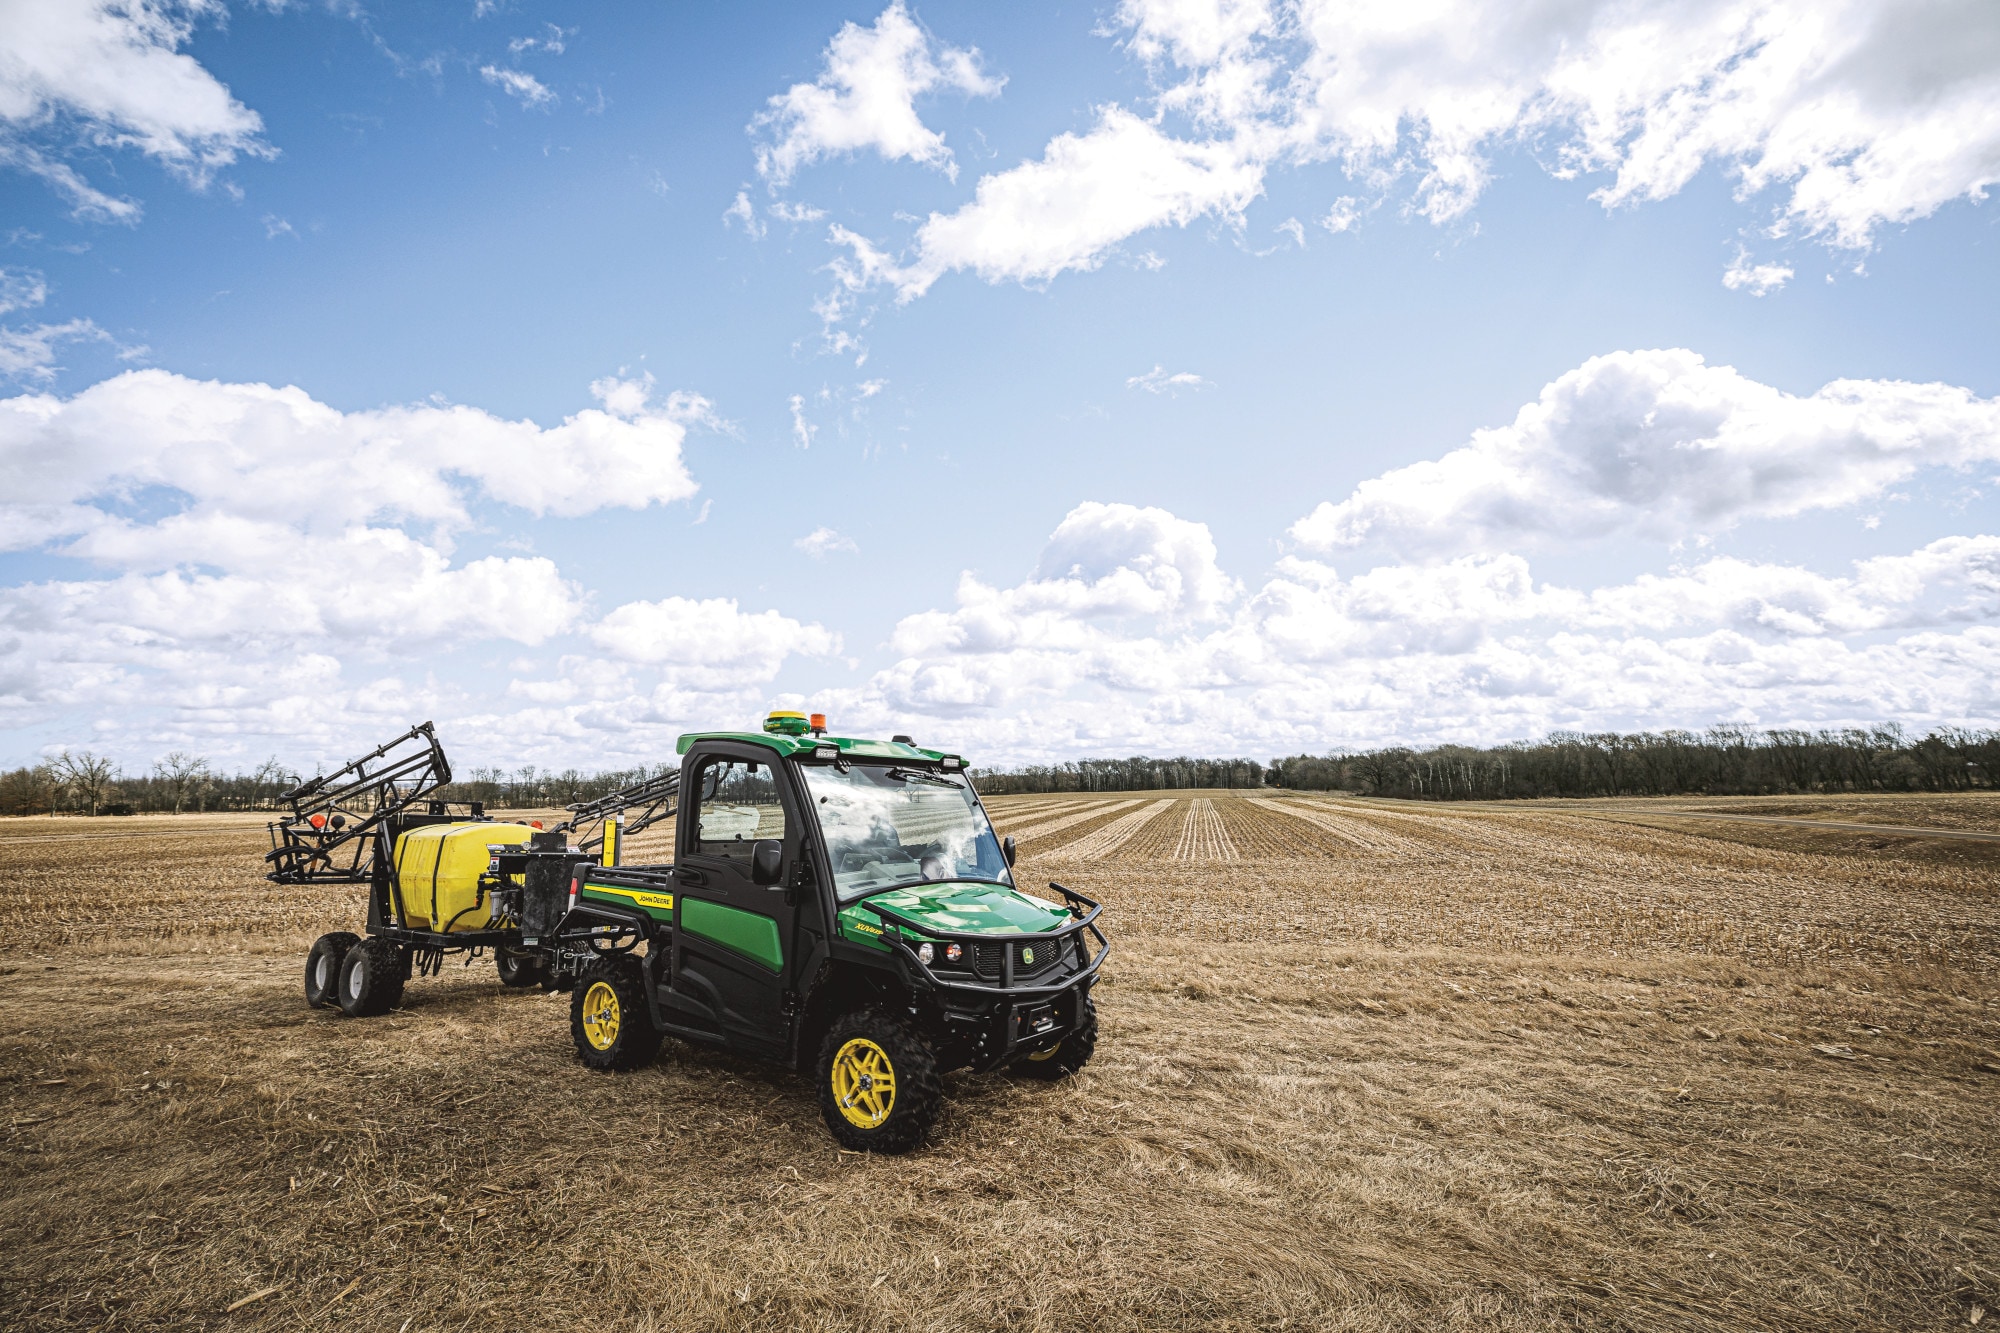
[
  {"x1": 570, "y1": 958, "x2": 659, "y2": 1072},
  {"x1": 337, "y1": 937, "x2": 407, "y2": 1018},
  {"x1": 305, "y1": 932, "x2": 360, "y2": 1009},
  {"x1": 1011, "y1": 994, "x2": 1098, "y2": 1081},
  {"x1": 816, "y1": 1010, "x2": 942, "y2": 1154},
  {"x1": 495, "y1": 948, "x2": 547, "y2": 989}
]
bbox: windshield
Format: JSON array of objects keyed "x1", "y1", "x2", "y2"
[{"x1": 799, "y1": 763, "x2": 1013, "y2": 902}]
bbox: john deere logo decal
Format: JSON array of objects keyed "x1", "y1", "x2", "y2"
[{"x1": 1022, "y1": 946, "x2": 1035, "y2": 965}]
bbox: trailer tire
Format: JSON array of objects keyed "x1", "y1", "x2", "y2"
[
  {"x1": 337, "y1": 937, "x2": 407, "y2": 1017},
  {"x1": 571, "y1": 958, "x2": 659, "y2": 1072},
  {"x1": 816, "y1": 1009, "x2": 942, "y2": 1154},
  {"x1": 495, "y1": 948, "x2": 547, "y2": 989},
  {"x1": 1011, "y1": 993, "x2": 1098, "y2": 1081},
  {"x1": 305, "y1": 932, "x2": 360, "y2": 1009}
]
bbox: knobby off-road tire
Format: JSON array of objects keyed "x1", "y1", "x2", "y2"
[
  {"x1": 305, "y1": 932, "x2": 360, "y2": 1009},
  {"x1": 1011, "y1": 993, "x2": 1098, "y2": 1081},
  {"x1": 337, "y1": 937, "x2": 407, "y2": 1017},
  {"x1": 816, "y1": 1009, "x2": 942, "y2": 1154},
  {"x1": 495, "y1": 948, "x2": 547, "y2": 989},
  {"x1": 570, "y1": 957, "x2": 660, "y2": 1072}
]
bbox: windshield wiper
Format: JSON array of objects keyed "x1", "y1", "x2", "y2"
[{"x1": 884, "y1": 766, "x2": 960, "y2": 788}]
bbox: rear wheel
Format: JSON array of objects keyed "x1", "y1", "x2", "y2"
[
  {"x1": 570, "y1": 958, "x2": 660, "y2": 1072},
  {"x1": 495, "y1": 948, "x2": 547, "y2": 989},
  {"x1": 337, "y1": 937, "x2": 407, "y2": 1017},
  {"x1": 816, "y1": 1010, "x2": 941, "y2": 1154},
  {"x1": 1011, "y1": 993, "x2": 1098, "y2": 1080},
  {"x1": 305, "y1": 932, "x2": 359, "y2": 1009}
]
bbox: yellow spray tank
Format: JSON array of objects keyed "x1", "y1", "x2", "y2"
[{"x1": 392, "y1": 823, "x2": 535, "y2": 931}]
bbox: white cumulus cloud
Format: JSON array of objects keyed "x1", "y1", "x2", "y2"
[
  {"x1": 1723, "y1": 249, "x2": 1795, "y2": 296},
  {"x1": 0, "y1": 0, "x2": 270, "y2": 216},
  {"x1": 810, "y1": 0, "x2": 2000, "y2": 309},
  {"x1": 589, "y1": 596, "x2": 840, "y2": 689},
  {"x1": 834, "y1": 506, "x2": 2000, "y2": 763},
  {"x1": 831, "y1": 107, "x2": 1264, "y2": 301},
  {"x1": 479, "y1": 65, "x2": 555, "y2": 109},
  {"x1": 795, "y1": 526, "x2": 858, "y2": 559},
  {"x1": 1290, "y1": 349, "x2": 2000, "y2": 558},
  {"x1": 753, "y1": 1, "x2": 1002, "y2": 187},
  {"x1": 1127, "y1": 364, "x2": 1211, "y2": 395},
  {"x1": 0, "y1": 367, "x2": 847, "y2": 770}
]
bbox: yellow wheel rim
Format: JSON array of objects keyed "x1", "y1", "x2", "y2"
[
  {"x1": 581, "y1": 981, "x2": 621, "y2": 1051},
  {"x1": 1026, "y1": 1041, "x2": 1061, "y2": 1062},
  {"x1": 830, "y1": 1037, "x2": 896, "y2": 1129}
]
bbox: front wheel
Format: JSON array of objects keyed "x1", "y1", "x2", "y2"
[
  {"x1": 1011, "y1": 993, "x2": 1098, "y2": 1080},
  {"x1": 570, "y1": 958, "x2": 660, "y2": 1072},
  {"x1": 816, "y1": 1010, "x2": 942, "y2": 1154}
]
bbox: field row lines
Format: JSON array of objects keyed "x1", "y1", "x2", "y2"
[
  {"x1": 1048, "y1": 800, "x2": 1178, "y2": 860},
  {"x1": 1003, "y1": 799, "x2": 1145, "y2": 843}
]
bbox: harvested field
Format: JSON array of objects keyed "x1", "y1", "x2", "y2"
[
  {"x1": 1046, "y1": 799, "x2": 1177, "y2": 862},
  {"x1": 3, "y1": 792, "x2": 1997, "y2": 1332},
  {"x1": 990, "y1": 796, "x2": 1143, "y2": 846}
]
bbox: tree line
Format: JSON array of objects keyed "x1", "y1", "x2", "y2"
[
  {"x1": 0, "y1": 751, "x2": 296, "y2": 817},
  {"x1": 1266, "y1": 725, "x2": 2000, "y2": 800},
  {"x1": 0, "y1": 752, "x2": 680, "y2": 818},
  {"x1": 9, "y1": 723, "x2": 1993, "y2": 816},
  {"x1": 971, "y1": 756, "x2": 1267, "y2": 794},
  {"x1": 433, "y1": 764, "x2": 677, "y2": 810}
]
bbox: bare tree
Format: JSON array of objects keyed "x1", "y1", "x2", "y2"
[
  {"x1": 53, "y1": 751, "x2": 117, "y2": 817},
  {"x1": 249, "y1": 757, "x2": 293, "y2": 809},
  {"x1": 154, "y1": 751, "x2": 212, "y2": 814}
]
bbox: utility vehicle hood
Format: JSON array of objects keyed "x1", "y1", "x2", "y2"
[{"x1": 837, "y1": 881, "x2": 1072, "y2": 949}]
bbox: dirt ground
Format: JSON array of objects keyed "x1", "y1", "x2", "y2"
[{"x1": 2, "y1": 793, "x2": 1996, "y2": 1332}]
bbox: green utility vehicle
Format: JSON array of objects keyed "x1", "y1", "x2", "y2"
[
  {"x1": 540, "y1": 714, "x2": 1109, "y2": 1152},
  {"x1": 285, "y1": 713, "x2": 1108, "y2": 1153}
]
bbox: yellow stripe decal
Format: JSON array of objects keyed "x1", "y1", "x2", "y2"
[{"x1": 583, "y1": 884, "x2": 675, "y2": 911}]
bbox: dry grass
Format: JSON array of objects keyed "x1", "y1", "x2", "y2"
[{"x1": 2, "y1": 794, "x2": 1996, "y2": 1332}]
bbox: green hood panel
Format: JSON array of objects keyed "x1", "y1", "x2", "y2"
[{"x1": 837, "y1": 881, "x2": 1073, "y2": 950}]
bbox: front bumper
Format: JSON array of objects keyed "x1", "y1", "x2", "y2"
[{"x1": 857, "y1": 881, "x2": 1108, "y2": 1068}]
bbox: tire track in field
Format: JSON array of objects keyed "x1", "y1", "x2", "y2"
[
  {"x1": 1242, "y1": 797, "x2": 1420, "y2": 854},
  {"x1": 1008, "y1": 799, "x2": 1146, "y2": 843},
  {"x1": 1046, "y1": 799, "x2": 1178, "y2": 861},
  {"x1": 1172, "y1": 799, "x2": 1239, "y2": 862}
]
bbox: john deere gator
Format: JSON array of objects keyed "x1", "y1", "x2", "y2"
[{"x1": 282, "y1": 712, "x2": 1108, "y2": 1153}]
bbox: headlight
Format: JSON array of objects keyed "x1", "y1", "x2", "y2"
[
  {"x1": 916, "y1": 942, "x2": 934, "y2": 964},
  {"x1": 944, "y1": 942, "x2": 963, "y2": 963}
]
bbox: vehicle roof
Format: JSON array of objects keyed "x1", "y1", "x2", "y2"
[{"x1": 674, "y1": 732, "x2": 964, "y2": 766}]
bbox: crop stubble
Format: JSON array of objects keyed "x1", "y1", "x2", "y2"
[{"x1": 2, "y1": 794, "x2": 1996, "y2": 1332}]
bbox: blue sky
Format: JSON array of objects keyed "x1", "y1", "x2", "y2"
[{"x1": 2, "y1": 0, "x2": 1998, "y2": 775}]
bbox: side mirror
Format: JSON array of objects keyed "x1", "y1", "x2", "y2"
[
  {"x1": 1002, "y1": 835, "x2": 1016, "y2": 867},
  {"x1": 751, "y1": 839, "x2": 784, "y2": 885}
]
